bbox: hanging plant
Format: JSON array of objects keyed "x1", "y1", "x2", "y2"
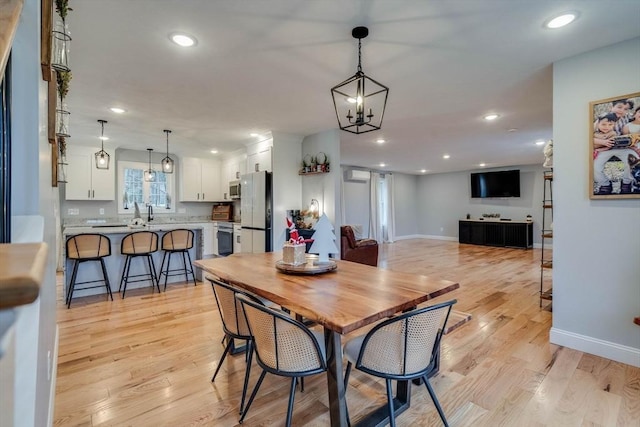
[
  {"x1": 58, "y1": 136, "x2": 67, "y2": 157},
  {"x1": 55, "y1": 0, "x2": 73, "y2": 21},
  {"x1": 56, "y1": 70, "x2": 72, "y2": 100}
]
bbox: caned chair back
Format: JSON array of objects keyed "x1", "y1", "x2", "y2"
[
  {"x1": 237, "y1": 294, "x2": 326, "y2": 375},
  {"x1": 162, "y1": 229, "x2": 194, "y2": 251},
  {"x1": 121, "y1": 231, "x2": 158, "y2": 255},
  {"x1": 210, "y1": 279, "x2": 263, "y2": 339},
  {"x1": 356, "y1": 300, "x2": 455, "y2": 378},
  {"x1": 66, "y1": 234, "x2": 111, "y2": 260}
]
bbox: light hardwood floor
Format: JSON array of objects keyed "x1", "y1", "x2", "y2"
[{"x1": 54, "y1": 240, "x2": 640, "y2": 426}]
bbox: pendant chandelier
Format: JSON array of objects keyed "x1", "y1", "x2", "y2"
[
  {"x1": 144, "y1": 148, "x2": 156, "y2": 182},
  {"x1": 94, "y1": 119, "x2": 110, "y2": 169},
  {"x1": 161, "y1": 129, "x2": 174, "y2": 174},
  {"x1": 331, "y1": 26, "x2": 389, "y2": 134}
]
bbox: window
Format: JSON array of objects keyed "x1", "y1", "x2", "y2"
[{"x1": 117, "y1": 161, "x2": 175, "y2": 214}]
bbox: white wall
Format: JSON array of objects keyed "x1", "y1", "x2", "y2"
[
  {"x1": 271, "y1": 132, "x2": 303, "y2": 248},
  {"x1": 341, "y1": 168, "x2": 371, "y2": 236},
  {"x1": 392, "y1": 173, "x2": 420, "y2": 238},
  {"x1": 9, "y1": 0, "x2": 59, "y2": 424},
  {"x1": 301, "y1": 130, "x2": 341, "y2": 238},
  {"x1": 415, "y1": 164, "x2": 547, "y2": 242},
  {"x1": 551, "y1": 37, "x2": 640, "y2": 366}
]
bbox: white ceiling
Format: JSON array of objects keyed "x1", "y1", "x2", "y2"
[{"x1": 65, "y1": 1, "x2": 640, "y2": 175}]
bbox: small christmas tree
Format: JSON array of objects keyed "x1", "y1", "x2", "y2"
[{"x1": 308, "y1": 214, "x2": 339, "y2": 264}]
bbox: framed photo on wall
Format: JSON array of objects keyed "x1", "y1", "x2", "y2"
[{"x1": 589, "y1": 92, "x2": 640, "y2": 199}]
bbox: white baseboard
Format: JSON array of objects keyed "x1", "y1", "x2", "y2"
[
  {"x1": 550, "y1": 327, "x2": 640, "y2": 367},
  {"x1": 47, "y1": 325, "x2": 59, "y2": 427}
]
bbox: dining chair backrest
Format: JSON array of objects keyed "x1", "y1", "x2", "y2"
[
  {"x1": 66, "y1": 234, "x2": 111, "y2": 260},
  {"x1": 210, "y1": 279, "x2": 263, "y2": 339},
  {"x1": 161, "y1": 229, "x2": 194, "y2": 251},
  {"x1": 237, "y1": 293, "x2": 326, "y2": 375},
  {"x1": 121, "y1": 231, "x2": 158, "y2": 255},
  {"x1": 355, "y1": 300, "x2": 456, "y2": 378}
]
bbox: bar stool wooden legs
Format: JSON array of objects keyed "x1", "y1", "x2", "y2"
[
  {"x1": 158, "y1": 229, "x2": 196, "y2": 290},
  {"x1": 119, "y1": 231, "x2": 160, "y2": 298},
  {"x1": 65, "y1": 234, "x2": 113, "y2": 308}
]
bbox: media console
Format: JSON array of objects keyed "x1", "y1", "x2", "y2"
[{"x1": 459, "y1": 220, "x2": 533, "y2": 249}]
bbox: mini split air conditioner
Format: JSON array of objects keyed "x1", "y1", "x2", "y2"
[{"x1": 346, "y1": 169, "x2": 370, "y2": 182}]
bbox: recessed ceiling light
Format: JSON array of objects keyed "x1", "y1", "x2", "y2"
[
  {"x1": 379, "y1": 163, "x2": 386, "y2": 167},
  {"x1": 210, "y1": 150, "x2": 218, "y2": 154},
  {"x1": 508, "y1": 128, "x2": 518, "y2": 132},
  {"x1": 420, "y1": 169, "x2": 427, "y2": 173},
  {"x1": 479, "y1": 163, "x2": 486, "y2": 167},
  {"x1": 483, "y1": 114, "x2": 500, "y2": 121},
  {"x1": 109, "y1": 107, "x2": 126, "y2": 114},
  {"x1": 443, "y1": 154, "x2": 450, "y2": 159},
  {"x1": 535, "y1": 140, "x2": 546, "y2": 146},
  {"x1": 376, "y1": 139, "x2": 385, "y2": 144},
  {"x1": 250, "y1": 133, "x2": 259, "y2": 137},
  {"x1": 170, "y1": 33, "x2": 197, "y2": 47},
  {"x1": 545, "y1": 12, "x2": 578, "y2": 29}
]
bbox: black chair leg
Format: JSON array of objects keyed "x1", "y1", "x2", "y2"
[
  {"x1": 423, "y1": 375, "x2": 449, "y2": 427},
  {"x1": 122, "y1": 255, "x2": 134, "y2": 298},
  {"x1": 158, "y1": 251, "x2": 167, "y2": 289},
  {"x1": 344, "y1": 361, "x2": 352, "y2": 388},
  {"x1": 100, "y1": 258, "x2": 113, "y2": 301},
  {"x1": 185, "y1": 250, "x2": 196, "y2": 285},
  {"x1": 149, "y1": 255, "x2": 160, "y2": 293},
  {"x1": 119, "y1": 256, "x2": 130, "y2": 292},
  {"x1": 386, "y1": 379, "x2": 396, "y2": 427},
  {"x1": 66, "y1": 260, "x2": 79, "y2": 308},
  {"x1": 181, "y1": 251, "x2": 189, "y2": 283},
  {"x1": 239, "y1": 340, "x2": 253, "y2": 414},
  {"x1": 164, "y1": 252, "x2": 172, "y2": 291},
  {"x1": 212, "y1": 337, "x2": 233, "y2": 382},
  {"x1": 239, "y1": 369, "x2": 267, "y2": 423},
  {"x1": 145, "y1": 255, "x2": 156, "y2": 292},
  {"x1": 286, "y1": 377, "x2": 297, "y2": 427}
]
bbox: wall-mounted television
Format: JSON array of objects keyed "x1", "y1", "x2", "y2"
[{"x1": 470, "y1": 170, "x2": 520, "y2": 198}]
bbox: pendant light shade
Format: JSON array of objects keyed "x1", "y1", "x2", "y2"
[
  {"x1": 161, "y1": 129, "x2": 174, "y2": 174},
  {"x1": 331, "y1": 26, "x2": 388, "y2": 134},
  {"x1": 144, "y1": 148, "x2": 156, "y2": 182},
  {"x1": 94, "y1": 119, "x2": 110, "y2": 169}
]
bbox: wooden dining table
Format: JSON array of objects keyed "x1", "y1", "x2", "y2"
[{"x1": 195, "y1": 252, "x2": 459, "y2": 427}]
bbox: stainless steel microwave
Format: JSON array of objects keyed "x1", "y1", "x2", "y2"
[{"x1": 229, "y1": 180, "x2": 241, "y2": 199}]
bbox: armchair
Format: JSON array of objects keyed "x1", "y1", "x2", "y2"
[{"x1": 340, "y1": 225, "x2": 379, "y2": 267}]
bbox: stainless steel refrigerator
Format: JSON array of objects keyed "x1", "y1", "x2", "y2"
[{"x1": 240, "y1": 171, "x2": 272, "y2": 253}]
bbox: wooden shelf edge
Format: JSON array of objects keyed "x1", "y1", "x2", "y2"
[
  {"x1": 298, "y1": 170, "x2": 330, "y2": 176},
  {"x1": 542, "y1": 233, "x2": 553, "y2": 238},
  {"x1": 0, "y1": 243, "x2": 48, "y2": 310},
  {"x1": 0, "y1": 0, "x2": 23, "y2": 77},
  {"x1": 541, "y1": 261, "x2": 552, "y2": 268}
]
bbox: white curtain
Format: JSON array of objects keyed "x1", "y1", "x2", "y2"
[
  {"x1": 386, "y1": 173, "x2": 396, "y2": 243},
  {"x1": 369, "y1": 172, "x2": 382, "y2": 243}
]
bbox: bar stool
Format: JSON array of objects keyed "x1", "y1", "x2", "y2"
[
  {"x1": 158, "y1": 229, "x2": 196, "y2": 290},
  {"x1": 119, "y1": 231, "x2": 160, "y2": 298},
  {"x1": 65, "y1": 233, "x2": 113, "y2": 309}
]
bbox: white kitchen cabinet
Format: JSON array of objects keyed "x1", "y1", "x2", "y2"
[
  {"x1": 65, "y1": 146, "x2": 115, "y2": 201},
  {"x1": 180, "y1": 157, "x2": 222, "y2": 202},
  {"x1": 221, "y1": 155, "x2": 247, "y2": 200},
  {"x1": 246, "y1": 140, "x2": 272, "y2": 173}
]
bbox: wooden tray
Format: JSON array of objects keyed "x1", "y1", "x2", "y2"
[{"x1": 275, "y1": 255, "x2": 337, "y2": 275}]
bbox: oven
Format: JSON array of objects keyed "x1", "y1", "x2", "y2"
[{"x1": 216, "y1": 222, "x2": 234, "y2": 256}]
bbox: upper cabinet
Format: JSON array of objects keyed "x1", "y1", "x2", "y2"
[
  {"x1": 180, "y1": 157, "x2": 222, "y2": 202},
  {"x1": 65, "y1": 146, "x2": 115, "y2": 201},
  {"x1": 246, "y1": 139, "x2": 272, "y2": 173}
]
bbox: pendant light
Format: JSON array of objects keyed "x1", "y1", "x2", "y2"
[
  {"x1": 161, "y1": 129, "x2": 174, "y2": 174},
  {"x1": 94, "y1": 119, "x2": 110, "y2": 169},
  {"x1": 144, "y1": 148, "x2": 156, "y2": 182},
  {"x1": 331, "y1": 26, "x2": 389, "y2": 134}
]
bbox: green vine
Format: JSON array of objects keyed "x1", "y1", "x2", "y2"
[
  {"x1": 56, "y1": 70, "x2": 72, "y2": 100},
  {"x1": 58, "y1": 136, "x2": 67, "y2": 158},
  {"x1": 55, "y1": 0, "x2": 73, "y2": 21}
]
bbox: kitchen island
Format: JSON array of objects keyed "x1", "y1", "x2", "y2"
[{"x1": 62, "y1": 223, "x2": 207, "y2": 299}]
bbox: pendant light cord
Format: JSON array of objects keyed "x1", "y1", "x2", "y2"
[{"x1": 357, "y1": 38, "x2": 362, "y2": 73}]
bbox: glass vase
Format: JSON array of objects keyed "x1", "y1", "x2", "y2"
[
  {"x1": 51, "y1": 19, "x2": 71, "y2": 72},
  {"x1": 56, "y1": 101, "x2": 70, "y2": 137}
]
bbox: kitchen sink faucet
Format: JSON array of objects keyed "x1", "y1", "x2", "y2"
[{"x1": 147, "y1": 204, "x2": 154, "y2": 222}]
